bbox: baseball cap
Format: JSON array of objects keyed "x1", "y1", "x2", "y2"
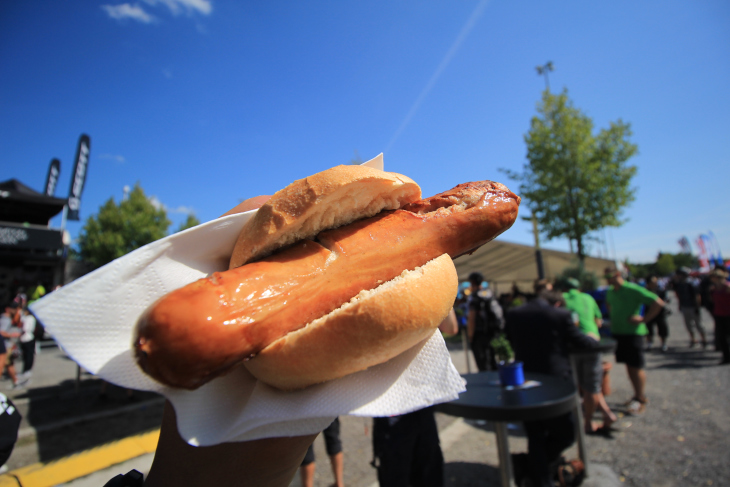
[{"x1": 566, "y1": 278, "x2": 580, "y2": 289}]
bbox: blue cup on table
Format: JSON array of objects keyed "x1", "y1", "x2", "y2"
[{"x1": 498, "y1": 361, "x2": 525, "y2": 387}]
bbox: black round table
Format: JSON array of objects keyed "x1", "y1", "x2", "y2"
[
  {"x1": 435, "y1": 371, "x2": 577, "y2": 487},
  {"x1": 436, "y1": 372, "x2": 576, "y2": 422}
]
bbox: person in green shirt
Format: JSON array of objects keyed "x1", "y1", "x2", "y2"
[
  {"x1": 605, "y1": 268, "x2": 665, "y2": 414},
  {"x1": 562, "y1": 278, "x2": 616, "y2": 434},
  {"x1": 563, "y1": 278, "x2": 602, "y2": 340},
  {"x1": 27, "y1": 284, "x2": 46, "y2": 306}
]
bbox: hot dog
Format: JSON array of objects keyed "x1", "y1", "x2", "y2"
[{"x1": 134, "y1": 167, "x2": 520, "y2": 390}]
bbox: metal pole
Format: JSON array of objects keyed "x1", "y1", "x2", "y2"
[
  {"x1": 569, "y1": 355, "x2": 589, "y2": 476},
  {"x1": 531, "y1": 216, "x2": 545, "y2": 279},
  {"x1": 461, "y1": 328, "x2": 472, "y2": 373},
  {"x1": 495, "y1": 421, "x2": 515, "y2": 487},
  {"x1": 608, "y1": 227, "x2": 618, "y2": 266},
  {"x1": 536, "y1": 61, "x2": 553, "y2": 92},
  {"x1": 535, "y1": 250, "x2": 545, "y2": 280},
  {"x1": 60, "y1": 205, "x2": 68, "y2": 231},
  {"x1": 524, "y1": 214, "x2": 545, "y2": 279}
]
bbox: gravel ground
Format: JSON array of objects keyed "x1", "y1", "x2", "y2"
[
  {"x1": 296, "y1": 306, "x2": 729, "y2": 487},
  {"x1": 584, "y1": 307, "x2": 730, "y2": 487}
]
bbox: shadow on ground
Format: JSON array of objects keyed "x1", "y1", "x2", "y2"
[
  {"x1": 444, "y1": 461, "x2": 500, "y2": 486},
  {"x1": 14, "y1": 376, "x2": 163, "y2": 463},
  {"x1": 647, "y1": 347, "x2": 721, "y2": 370}
]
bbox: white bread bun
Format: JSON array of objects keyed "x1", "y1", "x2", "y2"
[
  {"x1": 229, "y1": 165, "x2": 421, "y2": 268},
  {"x1": 243, "y1": 253, "x2": 458, "y2": 390}
]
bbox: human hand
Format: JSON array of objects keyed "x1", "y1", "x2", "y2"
[
  {"x1": 628, "y1": 315, "x2": 644, "y2": 325},
  {"x1": 144, "y1": 195, "x2": 315, "y2": 486}
]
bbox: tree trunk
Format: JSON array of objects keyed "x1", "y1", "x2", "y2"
[{"x1": 576, "y1": 234, "x2": 585, "y2": 266}]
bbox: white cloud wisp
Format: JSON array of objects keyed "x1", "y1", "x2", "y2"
[
  {"x1": 385, "y1": 0, "x2": 491, "y2": 152},
  {"x1": 102, "y1": 0, "x2": 212, "y2": 23},
  {"x1": 101, "y1": 3, "x2": 155, "y2": 23}
]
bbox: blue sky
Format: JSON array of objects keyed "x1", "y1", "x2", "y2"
[{"x1": 1, "y1": 1, "x2": 728, "y2": 264}]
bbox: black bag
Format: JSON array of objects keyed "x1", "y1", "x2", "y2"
[
  {"x1": 0, "y1": 393, "x2": 22, "y2": 467},
  {"x1": 33, "y1": 320, "x2": 45, "y2": 341},
  {"x1": 472, "y1": 294, "x2": 499, "y2": 335}
]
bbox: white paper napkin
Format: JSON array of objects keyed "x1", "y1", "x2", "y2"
[{"x1": 30, "y1": 155, "x2": 466, "y2": 446}]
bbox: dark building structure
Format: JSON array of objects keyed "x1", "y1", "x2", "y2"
[{"x1": 0, "y1": 179, "x2": 68, "y2": 304}]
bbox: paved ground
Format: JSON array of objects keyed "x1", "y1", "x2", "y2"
[
  {"x1": 295, "y1": 307, "x2": 730, "y2": 487},
  {"x1": 2, "y1": 304, "x2": 728, "y2": 486},
  {"x1": 1, "y1": 346, "x2": 163, "y2": 472}
]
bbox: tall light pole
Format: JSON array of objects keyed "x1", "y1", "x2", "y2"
[
  {"x1": 535, "y1": 61, "x2": 554, "y2": 92},
  {"x1": 523, "y1": 214, "x2": 545, "y2": 279},
  {"x1": 528, "y1": 61, "x2": 555, "y2": 279},
  {"x1": 535, "y1": 61, "x2": 575, "y2": 256}
]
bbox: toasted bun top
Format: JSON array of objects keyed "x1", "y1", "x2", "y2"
[
  {"x1": 229, "y1": 165, "x2": 421, "y2": 268},
  {"x1": 243, "y1": 253, "x2": 458, "y2": 390}
]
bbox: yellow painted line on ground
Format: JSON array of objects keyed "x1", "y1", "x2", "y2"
[{"x1": 0, "y1": 429, "x2": 160, "y2": 487}]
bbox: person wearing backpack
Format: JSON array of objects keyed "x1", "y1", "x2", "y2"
[{"x1": 466, "y1": 271, "x2": 503, "y2": 371}]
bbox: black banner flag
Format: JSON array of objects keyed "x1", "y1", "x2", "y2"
[
  {"x1": 67, "y1": 134, "x2": 91, "y2": 221},
  {"x1": 44, "y1": 158, "x2": 61, "y2": 197}
]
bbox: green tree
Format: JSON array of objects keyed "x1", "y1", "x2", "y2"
[
  {"x1": 555, "y1": 264, "x2": 599, "y2": 291},
  {"x1": 654, "y1": 253, "x2": 676, "y2": 276},
  {"x1": 672, "y1": 252, "x2": 699, "y2": 270},
  {"x1": 503, "y1": 89, "x2": 638, "y2": 264},
  {"x1": 76, "y1": 183, "x2": 171, "y2": 268},
  {"x1": 625, "y1": 262, "x2": 650, "y2": 280},
  {"x1": 176, "y1": 214, "x2": 201, "y2": 233}
]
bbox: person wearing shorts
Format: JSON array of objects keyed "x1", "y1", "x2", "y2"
[
  {"x1": 645, "y1": 276, "x2": 669, "y2": 352},
  {"x1": 672, "y1": 268, "x2": 707, "y2": 348},
  {"x1": 562, "y1": 278, "x2": 616, "y2": 433},
  {"x1": 300, "y1": 417, "x2": 343, "y2": 487},
  {"x1": 605, "y1": 268, "x2": 665, "y2": 414}
]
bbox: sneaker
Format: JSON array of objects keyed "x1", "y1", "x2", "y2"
[
  {"x1": 661, "y1": 344, "x2": 668, "y2": 353},
  {"x1": 0, "y1": 464, "x2": 8, "y2": 474},
  {"x1": 627, "y1": 398, "x2": 646, "y2": 415}
]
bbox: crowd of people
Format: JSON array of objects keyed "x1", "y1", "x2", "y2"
[
  {"x1": 139, "y1": 264, "x2": 730, "y2": 487},
  {"x1": 445, "y1": 264, "x2": 729, "y2": 487},
  {"x1": 10, "y1": 262, "x2": 729, "y2": 486}
]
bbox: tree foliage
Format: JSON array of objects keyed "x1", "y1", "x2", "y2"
[
  {"x1": 554, "y1": 264, "x2": 599, "y2": 292},
  {"x1": 176, "y1": 214, "x2": 201, "y2": 233},
  {"x1": 672, "y1": 252, "x2": 699, "y2": 270},
  {"x1": 654, "y1": 253, "x2": 676, "y2": 276},
  {"x1": 76, "y1": 183, "x2": 171, "y2": 268},
  {"x1": 626, "y1": 252, "x2": 698, "y2": 279},
  {"x1": 503, "y1": 89, "x2": 638, "y2": 263}
]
